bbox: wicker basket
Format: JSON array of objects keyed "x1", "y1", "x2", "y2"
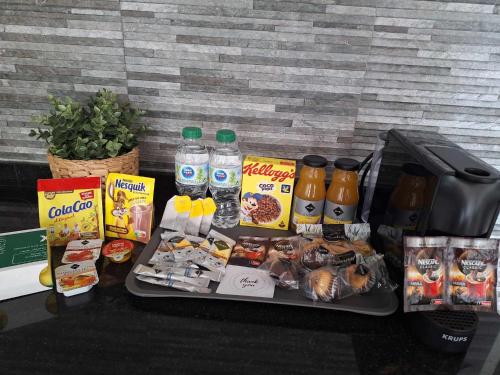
[{"x1": 47, "y1": 147, "x2": 139, "y2": 188}]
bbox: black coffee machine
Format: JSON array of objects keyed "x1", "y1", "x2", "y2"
[
  {"x1": 368, "y1": 129, "x2": 500, "y2": 238},
  {"x1": 365, "y1": 129, "x2": 500, "y2": 353}
]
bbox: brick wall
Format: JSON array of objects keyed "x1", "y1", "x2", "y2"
[
  {"x1": 1, "y1": 0, "x2": 499, "y2": 236},
  {"x1": 1, "y1": 0, "x2": 499, "y2": 174}
]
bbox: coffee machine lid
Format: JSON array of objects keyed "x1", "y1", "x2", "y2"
[
  {"x1": 427, "y1": 146, "x2": 500, "y2": 184},
  {"x1": 389, "y1": 129, "x2": 500, "y2": 184}
]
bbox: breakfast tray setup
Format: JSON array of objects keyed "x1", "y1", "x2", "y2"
[{"x1": 125, "y1": 227, "x2": 399, "y2": 316}]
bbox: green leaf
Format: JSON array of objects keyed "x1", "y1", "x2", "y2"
[{"x1": 30, "y1": 90, "x2": 145, "y2": 160}]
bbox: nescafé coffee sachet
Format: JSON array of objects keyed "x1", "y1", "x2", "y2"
[
  {"x1": 447, "y1": 238, "x2": 498, "y2": 312},
  {"x1": 404, "y1": 236, "x2": 447, "y2": 312}
]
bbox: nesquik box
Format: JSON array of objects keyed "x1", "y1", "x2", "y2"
[{"x1": 105, "y1": 173, "x2": 155, "y2": 244}]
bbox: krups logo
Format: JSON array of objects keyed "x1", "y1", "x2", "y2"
[{"x1": 442, "y1": 334, "x2": 468, "y2": 343}]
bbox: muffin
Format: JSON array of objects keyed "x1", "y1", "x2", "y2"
[
  {"x1": 308, "y1": 268, "x2": 335, "y2": 302},
  {"x1": 351, "y1": 240, "x2": 375, "y2": 257},
  {"x1": 345, "y1": 263, "x2": 376, "y2": 293}
]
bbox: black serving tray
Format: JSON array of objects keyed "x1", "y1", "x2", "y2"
[{"x1": 125, "y1": 227, "x2": 398, "y2": 316}]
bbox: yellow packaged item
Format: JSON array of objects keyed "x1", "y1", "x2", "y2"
[
  {"x1": 240, "y1": 155, "x2": 296, "y2": 230},
  {"x1": 38, "y1": 177, "x2": 104, "y2": 247},
  {"x1": 200, "y1": 197, "x2": 216, "y2": 235},
  {"x1": 105, "y1": 173, "x2": 155, "y2": 244},
  {"x1": 186, "y1": 199, "x2": 203, "y2": 236}
]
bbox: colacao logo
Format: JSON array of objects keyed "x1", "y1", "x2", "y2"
[
  {"x1": 182, "y1": 166, "x2": 195, "y2": 179},
  {"x1": 214, "y1": 169, "x2": 227, "y2": 182},
  {"x1": 48, "y1": 201, "x2": 93, "y2": 219},
  {"x1": 115, "y1": 179, "x2": 146, "y2": 193}
]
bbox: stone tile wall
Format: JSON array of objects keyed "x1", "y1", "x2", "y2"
[{"x1": 1, "y1": 0, "x2": 499, "y2": 233}]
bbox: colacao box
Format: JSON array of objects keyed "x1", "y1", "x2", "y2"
[
  {"x1": 240, "y1": 155, "x2": 296, "y2": 230},
  {"x1": 37, "y1": 177, "x2": 104, "y2": 247}
]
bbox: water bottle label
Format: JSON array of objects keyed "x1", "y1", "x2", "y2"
[
  {"x1": 209, "y1": 166, "x2": 242, "y2": 188},
  {"x1": 175, "y1": 162, "x2": 209, "y2": 186}
]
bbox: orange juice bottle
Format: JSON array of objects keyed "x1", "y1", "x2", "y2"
[
  {"x1": 324, "y1": 158, "x2": 360, "y2": 224},
  {"x1": 291, "y1": 155, "x2": 327, "y2": 229},
  {"x1": 386, "y1": 163, "x2": 427, "y2": 230}
]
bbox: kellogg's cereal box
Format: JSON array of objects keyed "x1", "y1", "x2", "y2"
[
  {"x1": 38, "y1": 177, "x2": 104, "y2": 247},
  {"x1": 240, "y1": 156, "x2": 296, "y2": 230},
  {"x1": 105, "y1": 173, "x2": 155, "y2": 244}
]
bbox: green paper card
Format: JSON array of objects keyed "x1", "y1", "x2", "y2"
[
  {"x1": 0, "y1": 228, "x2": 48, "y2": 269},
  {"x1": 0, "y1": 228, "x2": 50, "y2": 301}
]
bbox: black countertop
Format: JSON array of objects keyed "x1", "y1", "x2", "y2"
[{"x1": 1, "y1": 162, "x2": 500, "y2": 375}]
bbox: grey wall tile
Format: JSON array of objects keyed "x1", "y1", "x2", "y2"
[{"x1": 0, "y1": 0, "x2": 499, "y2": 231}]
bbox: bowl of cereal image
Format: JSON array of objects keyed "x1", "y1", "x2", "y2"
[{"x1": 250, "y1": 194, "x2": 282, "y2": 224}]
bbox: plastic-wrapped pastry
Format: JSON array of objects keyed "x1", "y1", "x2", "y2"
[
  {"x1": 303, "y1": 255, "x2": 384, "y2": 302},
  {"x1": 260, "y1": 257, "x2": 301, "y2": 290},
  {"x1": 300, "y1": 238, "x2": 359, "y2": 270},
  {"x1": 268, "y1": 236, "x2": 301, "y2": 261},
  {"x1": 350, "y1": 240, "x2": 375, "y2": 257},
  {"x1": 259, "y1": 236, "x2": 302, "y2": 289},
  {"x1": 307, "y1": 268, "x2": 335, "y2": 301}
]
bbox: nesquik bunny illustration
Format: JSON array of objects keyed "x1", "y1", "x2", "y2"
[{"x1": 108, "y1": 184, "x2": 132, "y2": 237}]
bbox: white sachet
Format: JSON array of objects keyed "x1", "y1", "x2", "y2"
[
  {"x1": 206, "y1": 229, "x2": 236, "y2": 266},
  {"x1": 134, "y1": 264, "x2": 210, "y2": 287},
  {"x1": 185, "y1": 199, "x2": 203, "y2": 236},
  {"x1": 174, "y1": 196, "x2": 192, "y2": 233},
  {"x1": 136, "y1": 275, "x2": 211, "y2": 294},
  {"x1": 134, "y1": 264, "x2": 221, "y2": 282},
  {"x1": 200, "y1": 198, "x2": 216, "y2": 235},
  {"x1": 160, "y1": 196, "x2": 176, "y2": 230},
  {"x1": 160, "y1": 196, "x2": 192, "y2": 233}
]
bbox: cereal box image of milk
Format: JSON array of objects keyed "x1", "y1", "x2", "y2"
[
  {"x1": 105, "y1": 173, "x2": 155, "y2": 244},
  {"x1": 240, "y1": 156, "x2": 296, "y2": 230},
  {"x1": 37, "y1": 177, "x2": 104, "y2": 247}
]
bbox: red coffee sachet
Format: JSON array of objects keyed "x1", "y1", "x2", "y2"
[
  {"x1": 404, "y1": 236, "x2": 448, "y2": 312},
  {"x1": 447, "y1": 238, "x2": 499, "y2": 312}
]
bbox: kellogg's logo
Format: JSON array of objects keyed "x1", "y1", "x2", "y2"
[{"x1": 243, "y1": 163, "x2": 295, "y2": 182}]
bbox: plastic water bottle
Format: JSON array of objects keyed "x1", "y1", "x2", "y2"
[
  {"x1": 209, "y1": 129, "x2": 242, "y2": 228},
  {"x1": 175, "y1": 127, "x2": 209, "y2": 199}
]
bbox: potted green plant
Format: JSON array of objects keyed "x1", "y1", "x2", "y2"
[{"x1": 30, "y1": 89, "x2": 145, "y2": 183}]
